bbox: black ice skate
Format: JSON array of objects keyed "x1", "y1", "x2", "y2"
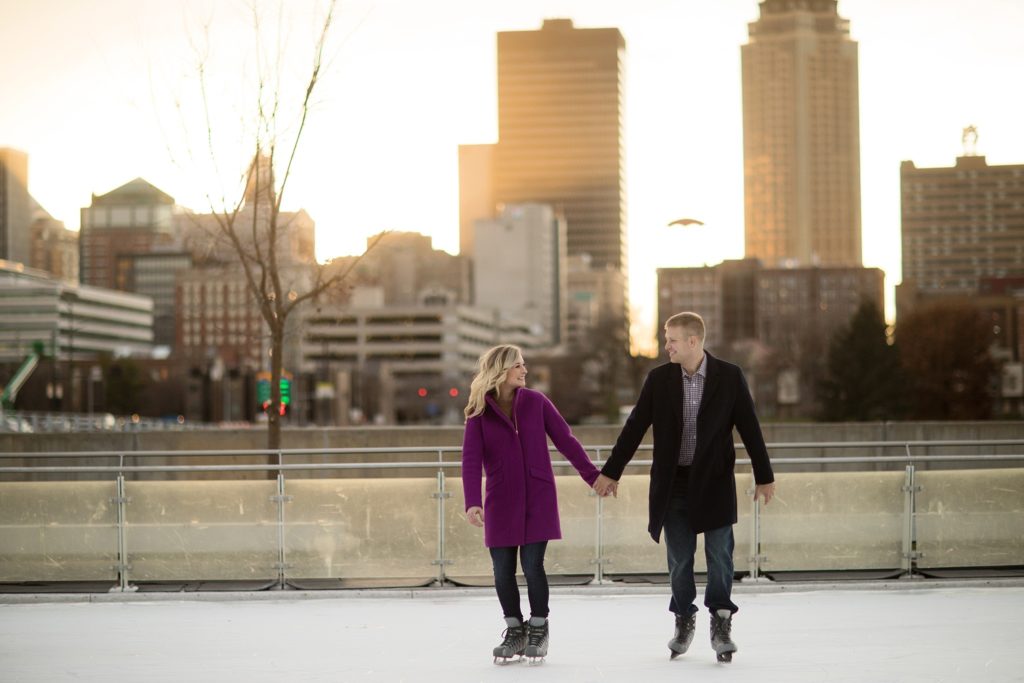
[
  {"x1": 668, "y1": 612, "x2": 696, "y2": 659},
  {"x1": 524, "y1": 617, "x2": 549, "y2": 663},
  {"x1": 492, "y1": 617, "x2": 527, "y2": 664},
  {"x1": 710, "y1": 609, "x2": 738, "y2": 663}
]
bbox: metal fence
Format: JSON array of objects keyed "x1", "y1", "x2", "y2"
[{"x1": 1, "y1": 439, "x2": 1023, "y2": 592}]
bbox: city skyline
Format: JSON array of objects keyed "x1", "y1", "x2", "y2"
[{"x1": 1, "y1": 0, "x2": 1022, "y2": 354}]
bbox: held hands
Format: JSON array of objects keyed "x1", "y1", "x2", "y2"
[
  {"x1": 754, "y1": 482, "x2": 776, "y2": 505},
  {"x1": 466, "y1": 506, "x2": 484, "y2": 527},
  {"x1": 593, "y1": 474, "x2": 618, "y2": 498}
]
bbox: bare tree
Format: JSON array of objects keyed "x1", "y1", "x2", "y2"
[{"x1": 166, "y1": 1, "x2": 384, "y2": 449}]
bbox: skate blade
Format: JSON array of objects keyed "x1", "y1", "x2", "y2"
[
  {"x1": 526, "y1": 656, "x2": 546, "y2": 665},
  {"x1": 716, "y1": 651, "x2": 733, "y2": 663},
  {"x1": 493, "y1": 655, "x2": 524, "y2": 665}
]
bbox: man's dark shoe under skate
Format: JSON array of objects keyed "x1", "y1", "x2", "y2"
[
  {"x1": 710, "y1": 609, "x2": 738, "y2": 662},
  {"x1": 668, "y1": 612, "x2": 696, "y2": 659}
]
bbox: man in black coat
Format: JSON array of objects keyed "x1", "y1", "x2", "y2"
[{"x1": 594, "y1": 311, "x2": 775, "y2": 662}]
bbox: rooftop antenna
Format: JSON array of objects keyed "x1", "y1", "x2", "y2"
[{"x1": 962, "y1": 125, "x2": 979, "y2": 156}]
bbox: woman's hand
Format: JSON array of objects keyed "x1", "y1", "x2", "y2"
[{"x1": 466, "y1": 506, "x2": 484, "y2": 527}]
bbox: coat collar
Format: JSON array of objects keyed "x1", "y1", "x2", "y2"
[
  {"x1": 485, "y1": 389, "x2": 521, "y2": 432},
  {"x1": 698, "y1": 351, "x2": 721, "y2": 416}
]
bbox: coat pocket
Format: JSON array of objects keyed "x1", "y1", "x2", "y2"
[{"x1": 528, "y1": 465, "x2": 556, "y2": 484}]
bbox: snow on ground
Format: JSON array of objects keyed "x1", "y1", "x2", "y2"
[{"x1": 2, "y1": 583, "x2": 1023, "y2": 682}]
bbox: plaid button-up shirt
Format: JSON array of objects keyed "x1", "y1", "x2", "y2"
[{"x1": 678, "y1": 354, "x2": 707, "y2": 466}]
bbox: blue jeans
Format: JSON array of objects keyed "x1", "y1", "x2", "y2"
[
  {"x1": 663, "y1": 492, "x2": 738, "y2": 616},
  {"x1": 489, "y1": 541, "x2": 549, "y2": 621}
]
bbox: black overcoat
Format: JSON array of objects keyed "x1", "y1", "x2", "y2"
[{"x1": 601, "y1": 351, "x2": 775, "y2": 541}]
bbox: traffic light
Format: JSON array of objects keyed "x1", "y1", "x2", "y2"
[
  {"x1": 417, "y1": 387, "x2": 427, "y2": 398},
  {"x1": 256, "y1": 372, "x2": 271, "y2": 412}
]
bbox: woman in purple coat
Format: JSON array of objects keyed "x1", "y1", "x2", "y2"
[{"x1": 462, "y1": 344, "x2": 602, "y2": 663}]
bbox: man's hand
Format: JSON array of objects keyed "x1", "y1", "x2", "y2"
[
  {"x1": 754, "y1": 482, "x2": 776, "y2": 505},
  {"x1": 466, "y1": 506, "x2": 484, "y2": 527},
  {"x1": 593, "y1": 474, "x2": 619, "y2": 498}
]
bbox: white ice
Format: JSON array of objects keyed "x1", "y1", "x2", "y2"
[{"x1": 1, "y1": 582, "x2": 1022, "y2": 682}]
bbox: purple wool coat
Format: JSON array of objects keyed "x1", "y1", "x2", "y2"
[{"x1": 462, "y1": 387, "x2": 600, "y2": 548}]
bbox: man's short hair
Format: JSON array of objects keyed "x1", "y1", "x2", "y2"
[{"x1": 664, "y1": 312, "x2": 706, "y2": 343}]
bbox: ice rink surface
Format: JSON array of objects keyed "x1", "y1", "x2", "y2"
[{"x1": 2, "y1": 583, "x2": 1023, "y2": 682}]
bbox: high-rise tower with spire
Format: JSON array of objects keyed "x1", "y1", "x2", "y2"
[{"x1": 741, "y1": 0, "x2": 862, "y2": 267}]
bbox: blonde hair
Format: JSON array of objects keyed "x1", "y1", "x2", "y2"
[
  {"x1": 664, "y1": 311, "x2": 706, "y2": 343},
  {"x1": 464, "y1": 344, "x2": 523, "y2": 420}
]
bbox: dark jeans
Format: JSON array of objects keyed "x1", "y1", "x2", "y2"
[
  {"x1": 663, "y1": 492, "x2": 738, "y2": 617},
  {"x1": 489, "y1": 541, "x2": 549, "y2": 621}
]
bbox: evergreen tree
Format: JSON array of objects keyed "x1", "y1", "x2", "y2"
[
  {"x1": 105, "y1": 359, "x2": 148, "y2": 416},
  {"x1": 896, "y1": 302, "x2": 996, "y2": 419},
  {"x1": 817, "y1": 301, "x2": 905, "y2": 421}
]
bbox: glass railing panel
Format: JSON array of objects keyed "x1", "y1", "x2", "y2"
[
  {"x1": 759, "y1": 471, "x2": 905, "y2": 571},
  {"x1": 283, "y1": 478, "x2": 437, "y2": 580},
  {"x1": 445, "y1": 476, "x2": 492, "y2": 578},
  {"x1": 600, "y1": 474, "x2": 670, "y2": 575},
  {"x1": 124, "y1": 480, "x2": 278, "y2": 581},
  {"x1": 601, "y1": 473, "x2": 752, "y2": 576},
  {"x1": 446, "y1": 474, "x2": 603, "y2": 579},
  {"x1": 916, "y1": 468, "x2": 1024, "y2": 569},
  {"x1": 542, "y1": 476, "x2": 601, "y2": 576},
  {"x1": 0, "y1": 481, "x2": 118, "y2": 582}
]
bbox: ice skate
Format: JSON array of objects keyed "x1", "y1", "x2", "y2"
[
  {"x1": 524, "y1": 616, "x2": 549, "y2": 664},
  {"x1": 710, "y1": 609, "x2": 738, "y2": 663},
  {"x1": 492, "y1": 617, "x2": 527, "y2": 664},
  {"x1": 668, "y1": 612, "x2": 695, "y2": 659}
]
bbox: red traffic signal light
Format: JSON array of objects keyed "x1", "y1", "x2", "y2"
[
  {"x1": 448, "y1": 387, "x2": 459, "y2": 397},
  {"x1": 417, "y1": 387, "x2": 428, "y2": 398}
]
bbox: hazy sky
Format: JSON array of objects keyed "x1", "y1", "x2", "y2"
[{"x1": 2, "y1": 0, "x2": 1022, "y2": 353}]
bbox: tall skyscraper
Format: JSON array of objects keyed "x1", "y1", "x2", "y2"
[
  {"x1": 0, "y1": 148, "x2": 31, "y2": 266},
  {"x1": 495, "y1": 19, "x2": 628, "y2": 289},
  {"x1": 742, "y1": 0, "x2": 862, "y2": 267}
]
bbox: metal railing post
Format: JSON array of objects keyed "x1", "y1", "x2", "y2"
[
  {"x1": 431, "y1": 450, "x2": 452, "y2": 586},
  {"x1": 901, "y1": 447, "x2": 922, "y2": 578},
  {"x1": 590, "y1": 448, "x2": 610, "y2": 584},
  {"x1": 747, "y1": 484, "x2": 762, "y2": 581},
  {"x1": 270, "y1": 452, "x2": 292, "y2": 590},
  {"x1": 111, "y1": 471, "x2": 135, "y2": 593}
]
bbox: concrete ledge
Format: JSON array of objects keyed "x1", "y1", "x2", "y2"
[{"x1": 3, "y1": 576, "x2": 1023, "y2": 604}]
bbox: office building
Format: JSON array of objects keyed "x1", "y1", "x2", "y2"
[
  {"x1": 127, "y1": 251, "x2": 193, "y2": 349},
  {"x1": 79, "y1": 178, "x2": 177, "y2": 290},
  {"x1": 0, "y1": 260, "x2": 154, "y2": 364},
  {"x1": 30, "y1": 206, "x2": 78, "y2": 284},
  {"x1": 899, "y1": 154, "x2": 1024, "y2": 310},
  {"x1": 474, "y1": 204, "x2": 567, "y2": 347},
  {"x1": 494, "y1": 19, "x2": 628, "y2": 318},
  {"x1": 329, "y1": 232, "x2": 469, "y2": 308},
  {"x1": 0, "y1": 148, "x2": 31, "y2": 266},
  {"x1": 300, "y1": 303, "x2": 543, "y2": 425},
  {"x1": 742, "y1": 0, "x2": 862, "y2": 267},
  {"x1": 657, "y1": 259, "x2": 883, "y2": 416},
  {"x1": 458, "y1": 144, "x2": 496, "y2": 260}
]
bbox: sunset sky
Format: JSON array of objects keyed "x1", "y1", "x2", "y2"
[{"x1": 2, "y1": 0, "x2": 1022, "y2": 353}]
